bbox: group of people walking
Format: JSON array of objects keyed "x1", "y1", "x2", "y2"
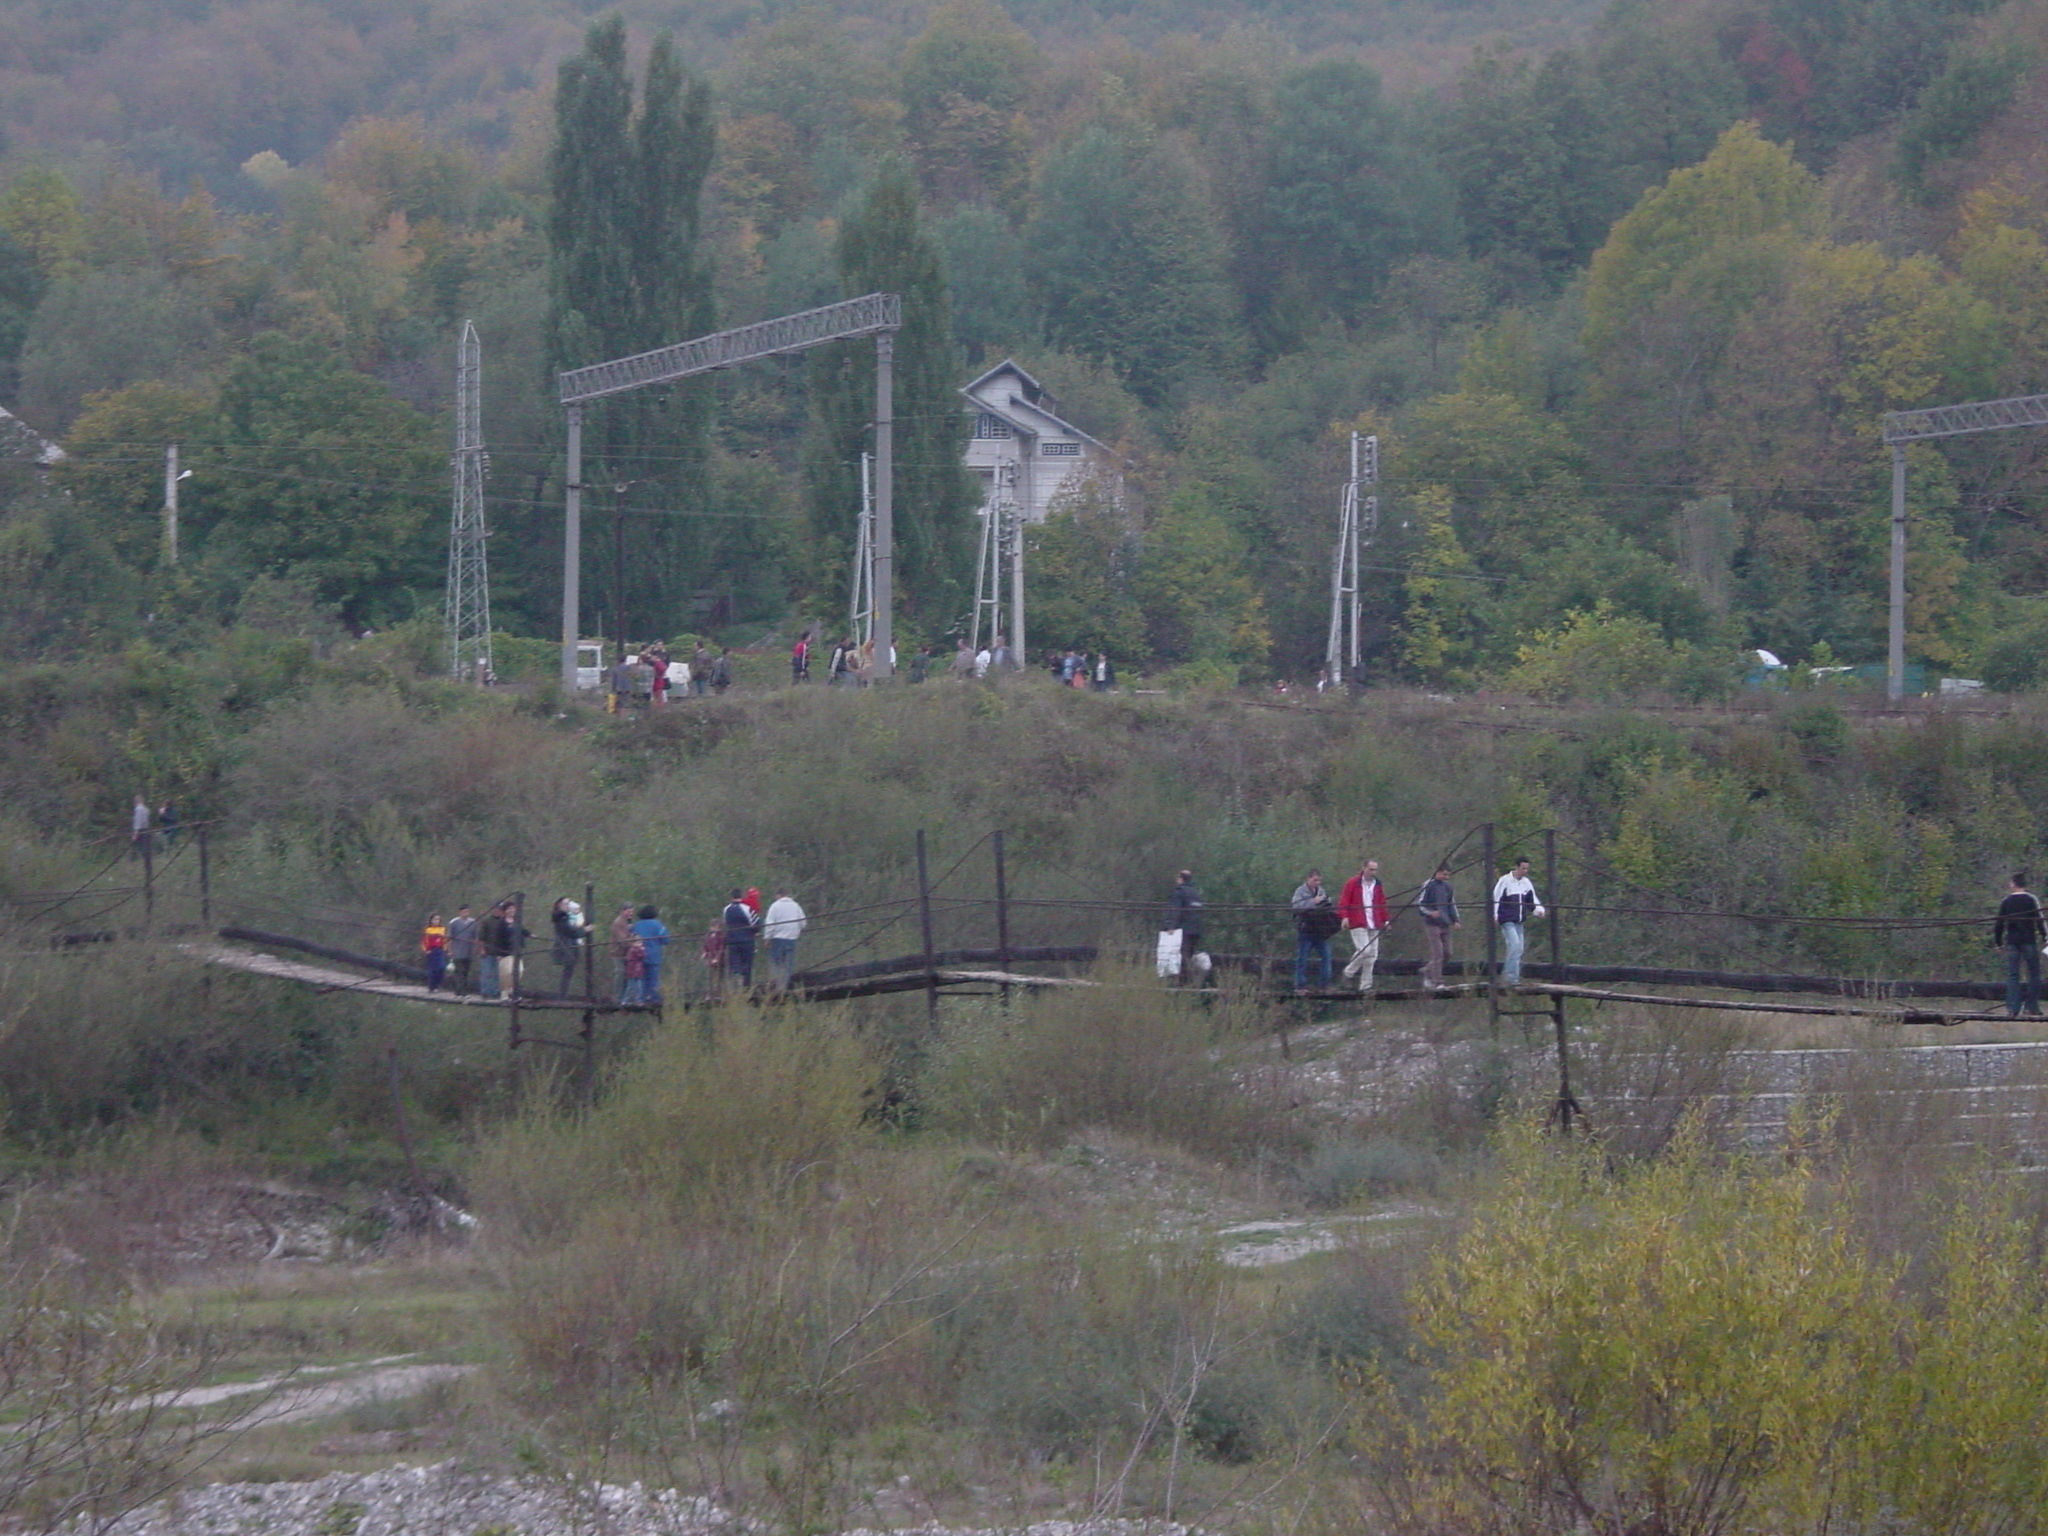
[
  {"x1": 1161, "y1": 857, "x2": 1547, "y2": 994},
  {"x1": 417, "y1": 885, "x2": 812, "y2": 1007},
  {"x1": 1285, "y1": 857, "x2": 1544, "y2": 992}
]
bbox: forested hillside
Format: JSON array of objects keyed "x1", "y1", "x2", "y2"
[{"x1": 6, "y1": 0, "x2": 2048, "y2": 690}]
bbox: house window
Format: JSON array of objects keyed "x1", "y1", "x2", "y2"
[
  {"x1": 973, "y1": 412, "x2": 1012, "y2": 439},
  {"x1": 1041, "y1": 441, "x2": 1079, "y2": 456}
]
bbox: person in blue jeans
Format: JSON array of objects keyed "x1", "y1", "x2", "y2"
[
  {"x1": 1290, "y1": 871, "x2": 1336, "y2": 991},
  {"x1": 723, "y1": 888, "x2": 758, "y2": 989},
  {"x1": 631, "y1": 904, "x2": 671, "y2": 1007},
  {"x1": 1995, "y1": 872, "x2": 2046, "y2": 1018},
  {"x1": 1492, "y1": 858, "x2": 1543, "y2": 985}
]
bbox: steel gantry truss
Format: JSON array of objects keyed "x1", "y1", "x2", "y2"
[
  {"x1": 1324, "y1": 432, "x2": 1377, "y2": 688},
  {"x1": 1880, "y1": 392, "x2": 2048, "y2": 699},
  {"x1": 556, "y1": 294, "x2": 903, "y2": 689},
  {"x1": 446, "y1": 320, "x2": 492, "y2": 682}
]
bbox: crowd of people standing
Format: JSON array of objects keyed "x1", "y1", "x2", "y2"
[{"x1": 415, "y1": 884, "x2": 811, "y2": 1006}]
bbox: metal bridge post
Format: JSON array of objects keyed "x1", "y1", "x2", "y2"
[{"x1": 1482, "y1": 823, "x2": 1496, "y2": 1033}]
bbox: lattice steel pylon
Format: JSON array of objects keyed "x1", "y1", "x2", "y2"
[{"x1": 446, "y1": 320, "x2": 492, "y2": 682}]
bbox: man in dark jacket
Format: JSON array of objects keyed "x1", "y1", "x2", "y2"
[
  {"x1": 446, "y1": 905, "x2": 479, "y2": 995},
  {"x1": 1417, "y1": 865, "x2": 1461, "y2": 991},
  {"x1": 1995, "y1": 872, "x2": 2046, "y2": 1018},
  {"x1": 723, "y1": 888, "x2": 758, "y2": 989},
  {"x1": 1170, "y1": 870, "x2": 1204, "y2": 985},
  {"x1": 1291, "y1": 871, "x2": 1338, "y2": 991},
  {"x1": 475, "y1": 902, "x2": 506, "y2": 999}
]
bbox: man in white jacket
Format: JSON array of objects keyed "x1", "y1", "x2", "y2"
[
  {"x1": 763, "y1": 890, "x2": 808, "y2": 991},
  {"x1": 1491, "y1": 857, "x2": 1544, "y2": 985}
]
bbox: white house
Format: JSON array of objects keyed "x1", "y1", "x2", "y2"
[{"x1": 961, "y1": 359, "x2": 1113, "y2": 525}]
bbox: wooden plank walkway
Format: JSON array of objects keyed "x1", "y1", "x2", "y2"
[
  {"x1": 185, "y1": 945, "x2": 650, "y2": 1013},
  {"x1": 1515, "y1": 980, "x2": 2008, "y2": 1027}
]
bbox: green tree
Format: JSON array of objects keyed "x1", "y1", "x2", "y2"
[
  {"x1": 1023, "y1": 471, "x2": 1144, "y2": 660},
  {"x1": 1262, "y1": 60, "x2": 1445, "y2": 327},
  {"x1": 1135, "y1": 483, "x2": 1269, "y2": 671},
  {"x1": 804, "y1": 158, "x2": 976, "y2": 631},
  {"x1": 0, "y1": 167, "x2": 84, "y2": 279},
  {"x1": 1398, "y1": 483, "x2": 1484, "y2": 686},
  {"x1": 56, "y1": 381, "x2": 216, "y2": 570},
  {"x1": 1028, "y1": 121, "x2": 1242, "y2": 407},
  {"x1": 547, "y1": 16, "x2": 716, "y2": 642},
  {"x1": 935, "y1": 204, "x2": 1037, "y2": 362},
  {"x1": 190, "y1": 334, "x2": 441, "y2": 624},
  {"x1": 1442, "y1": 48, "x2": 1617, "y2": 288},
  {"x1": 18, "y1": 268, "x2": 218, "y2": 431}
]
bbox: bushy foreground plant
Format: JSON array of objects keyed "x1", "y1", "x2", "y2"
[
  {"x1": 1351, "y1": 1115, "x2": 2048, "y2": 1536},
  {"x1": 476, "y1": 1006, "x2": 1306, "y2": 1530}
]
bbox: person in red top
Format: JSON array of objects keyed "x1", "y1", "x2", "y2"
[
  {"x1": 1338, "y1": 858, "x2": 1390, "y2": 993},
  {"x1": 743, "y1": 886, "x2": 763, "y2": 917}
]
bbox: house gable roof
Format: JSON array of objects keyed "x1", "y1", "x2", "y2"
[{"x1": 961, "y1": 358, "x2": 1112, "y2": 454}]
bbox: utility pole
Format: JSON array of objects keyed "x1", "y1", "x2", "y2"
[
  {"x1": 1323, "y1": 433, "x2": 1376, "y2": 689},
  {"x1": 873, "y1": 334, "x2": 895, "y2": 680},
  {"x1": 161, "y1": 444, "x2": 182, "y2": 566},
  {"x1": 970, "y1": 463, "x2": 1015, "y2": 657},
  {"x1": 611, "y1": 481, "x2": 634, "y2": 663},
  {"x1": 851, "y1": 452, "x2": 874, "y2": 647},
  {"x1": 561, "y1": 404, "x2": 583, "y2": 692},
  {"x1": 1888, "y1": 443, "x2": 1907, "y2": 702},
  {"x1": 1010, "y1": 466, "x2": 1026, "y2": 668},
  {"x1": 446, "y1": 321, "x2": 492, "y2": 682}
]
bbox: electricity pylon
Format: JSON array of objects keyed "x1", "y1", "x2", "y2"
[
  {"x1": 446, "y1": 320, "x2": 492, "y2": 681},
  {"x1": 1324, "y1": 431, "x2": 1377, "y2": 689}
]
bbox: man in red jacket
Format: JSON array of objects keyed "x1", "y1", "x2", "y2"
[{"x1": 1339, "y1": 858, "x2": 1390, "y2": 993}]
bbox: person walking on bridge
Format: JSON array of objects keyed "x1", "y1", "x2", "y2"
[
  {"x1": 1291, "y1": 871, "x2": 1338, "y2": 992},
  {"x1": 420, "y1": 913, "x2": 448, "y2": 992},
  {"x1": 723, "y1": 889, "x2": 758, "y2": 990},
  {"x1": 1339, "y1": 859, "x2": 1390, "y2": 993},
  {"x1": 1170, "y1": 870, "x2": 1204, "y2": 985},
  {"x1": 1995, "y1": 872, "x2": 2046, "y2": 1018},
  {"x1": 1492, "y1": 857, "x2": 1542, "y2": 986},
  {"x1": 632, "y1": 905, "x2": 671, "y2": 1007},
  {"x1": 475, "y1": 902, "x2": 506, "y2": 999},
  {"x1": 1417, "y1": 865, "x2": 1461, "y2": 990},
  {"x1": 446, "y1": 905, "x2": 478, "y2": 995},
  {"x1": 763, "y1": 889, "x2": 807, "y2": 992}
]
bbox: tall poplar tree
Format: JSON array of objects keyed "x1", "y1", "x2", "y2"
[
  {"x1": 804, "y1": 158, "x2": 975, "y2": 636},
  {"x1": 547, "y1": 16, "x2": 714, "y2": 643}
]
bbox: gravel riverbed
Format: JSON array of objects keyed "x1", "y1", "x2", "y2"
[{"x1": 100, "y1": 1464, "x2": 1189, "y2": 1536}]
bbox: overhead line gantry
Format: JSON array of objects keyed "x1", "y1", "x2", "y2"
[{"x1": 555, "y1": 293, "x2": 902, "y2": 690}]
